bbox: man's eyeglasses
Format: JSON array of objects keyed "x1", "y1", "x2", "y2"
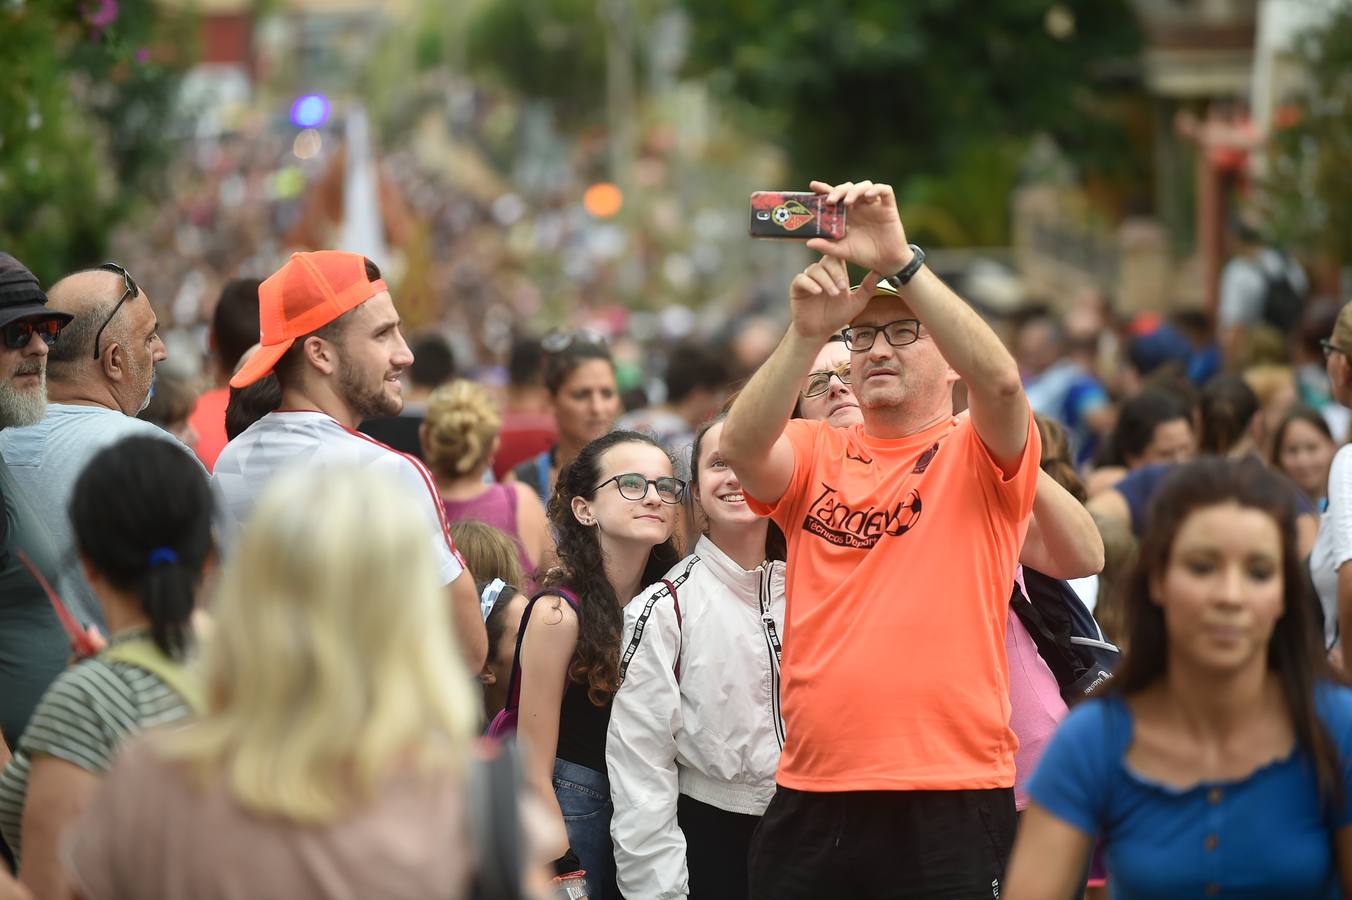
[
  {"x1": 542, "y1": 329, "x2": 607, "y2": 354},
  {"x1": 1321, "y1": 339, "x2": 1347, "y2": 362},
  {"x1": 2, "y1": 318, "x2": 63, "y2": 350},
  {"x1": 803, "y1": 362, "x2": 851, "y2": 399},
  {"x1": 593, "y1": 473, "x2": 685, "y2": 504},
  {"x1": 91, "y1": 262, "x2": 141, "y2": 360},
  {"x1": 841, "y1": 318, "x2": 922, "y2": 352}
]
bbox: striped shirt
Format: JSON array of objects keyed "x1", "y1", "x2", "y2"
[
  {"x1": 0, "y1": 631, "x2": 193, "y2": 865},
  {"x1": 213, "y1": 410, "x2": 465, "y2": 584}
]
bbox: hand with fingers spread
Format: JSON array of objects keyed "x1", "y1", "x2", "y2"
[
  {"x1": 789, "y1": 255, "x2": 881, "y2": 342},
  {"x1": 804, "y1": 179, "x2": 911, "y2": 276}
]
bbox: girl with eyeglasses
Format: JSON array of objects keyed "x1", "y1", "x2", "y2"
[
  {"x1": 512, "y1": 431, "x2": 680, "y2": 899},
  {"x1": 512, "y1": 339, "x2": 622, "y2": 506},
  {"x1": 607, "y1": 415, "x2": 788, "y2": 900}
]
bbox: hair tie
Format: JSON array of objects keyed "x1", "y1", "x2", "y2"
[
  {"x1": 479, "y1": 578, "x2": 506, "y2": 622},
  {"x1": 148, "y1": 547, "x2": 178, "y2": 567}
]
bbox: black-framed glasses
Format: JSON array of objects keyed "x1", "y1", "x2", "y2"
[
  {"x1": 1321, "y1": 339, "x2": 1347, "y2": 362},
  {"x1": 91, "y1": 262, "x2": 141, "y2": 360},
  {"x1": 841, "y1": 318, "x2": 922, "y2": 352},
  {"x1": 593, "y1": 473, "x2": 685, "y2": 504},
  {"x1": 2, "y1": 318, "x2": 63, "y2": 350},
  {"x1": 803, "y1": 362, "x2": 851, "y2": 398},
  {"x1": 542, "y1": 328, "x2": 607, "y2": 354}
]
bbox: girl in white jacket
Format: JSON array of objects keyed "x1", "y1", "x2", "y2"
[{"x1": 607, "y1": 415, "x2": 787, "y2": 900}]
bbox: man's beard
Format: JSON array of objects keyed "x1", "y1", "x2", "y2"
[
  {"x1": 337, "y1": 356, "x2": 401, "y2": 423},
  {"x1": 0, "y1": 363, "x2": 47, "y2": 429}
]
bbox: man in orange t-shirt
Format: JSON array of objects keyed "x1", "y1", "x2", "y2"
[{"x1": 723, "y1": 180, "x2": 1040, "y2": 898}]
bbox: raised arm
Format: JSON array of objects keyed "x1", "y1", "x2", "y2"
[
  {"x1": 1020, "y1": 471, "x2": 1106, "y2": 579},
  {"x1": 806, "y1": 180, "x2": 1029, "y2": 472},
  {"x1": 721, "y1": 256, "x2": 878, "y2": 505}
]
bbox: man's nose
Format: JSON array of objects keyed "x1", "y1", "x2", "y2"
[{"x1": 24, "y1": 330, "x2": 50, "y2": 358}]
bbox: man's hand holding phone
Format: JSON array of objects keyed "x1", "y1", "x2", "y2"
[{"x1": 803, "y1": 180, "x2": 912, "y2": 276}]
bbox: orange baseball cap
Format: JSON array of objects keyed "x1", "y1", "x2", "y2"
[{"x1": 230, "y1": 251, "x2": 389, "y2": 388}]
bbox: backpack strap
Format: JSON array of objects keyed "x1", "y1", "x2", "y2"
[
  {"x1": 101, "y1": 638, "x2": 206, "y2": 715},
  {"x1": 663, "y1": 579, "x2": 682, "y2": 683},
  {"x1": 618, "y1": 579, "x2": 683, "y2": 684},
  {"x1": 501, "y1": 587, "x2": 580, "y2": 718}
]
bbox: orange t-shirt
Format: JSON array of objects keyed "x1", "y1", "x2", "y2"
[
  {"x1": 746, "y1": 410, "x2": 1041, "y2": 792},
  {"x1": 188, "y1": 386, "x2": 229, "y2": 472}
]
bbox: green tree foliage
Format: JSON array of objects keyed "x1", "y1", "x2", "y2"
[
  {"x1": 0, "y1": 1, "x2": 195, "y2": 284},
  {"x1": 464, "y1": 0, "x2": 624, "y2": 124},
  {"x1": 1265, "y1": 7, "x2": 1352, "y2": 270},
  {"x1": 679, "y1": 0, "x2": 1145, "y2": 244}
]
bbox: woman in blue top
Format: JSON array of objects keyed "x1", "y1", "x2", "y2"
[{"x1": 1006, "y1": 457, "x2": 1352, "y2": 900}]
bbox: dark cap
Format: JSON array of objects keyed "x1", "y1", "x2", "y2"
[{"x1": 0, "y1": 253, "x2": 72, "y2": 330}]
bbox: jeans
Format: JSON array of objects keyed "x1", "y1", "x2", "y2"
[{"x1": 553, "y1": 758, "x2": 618, "y2": 900}]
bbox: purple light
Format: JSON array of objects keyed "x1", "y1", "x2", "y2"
[{"x1": 289, "y1": 94, "x2": 330, "y2": 129}]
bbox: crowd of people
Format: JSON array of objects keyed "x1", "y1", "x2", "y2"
[{"x1": 0, "y1": 176, "x2": 1350, "y2": 900}]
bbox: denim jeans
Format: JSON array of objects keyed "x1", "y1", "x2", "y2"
[{"x1": 552, "y1": 758, "x2": 617, "y2": 900}]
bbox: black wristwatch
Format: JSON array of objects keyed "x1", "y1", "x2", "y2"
[{"x1": 883, "y1": 244, "x2": 925, "y2": 290}]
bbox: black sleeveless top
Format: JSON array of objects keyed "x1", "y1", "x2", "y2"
[{"x1": 555, "y1": 674, "x2": 613, "y2": 774}]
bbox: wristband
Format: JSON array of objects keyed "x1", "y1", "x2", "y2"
[{"x1": 883, "y1": 244, "x2": 925, "y2": 289}]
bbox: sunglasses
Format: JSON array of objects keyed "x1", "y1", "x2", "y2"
[
  {"x1": 542, "y1": 329, "x2": 607, "y2": 354},
  {"x1": 3, "y1": 317, "x2": 63, "y2": 350},
  {"x1": 593, "y1": 473, "x2": 685, "y2": 504},
  {"x1": 803, "y1": 362, "x2": 851, "y2": 398},
  {"x1": 1321, "y1": 339, "x2": 1347, "y2": 361},
  {"x1": 91, "y1": 262, "x2": 141, "y2": 360},
  {"x1": 840, "y1": 318, "x2": 922, "y2": 352}
]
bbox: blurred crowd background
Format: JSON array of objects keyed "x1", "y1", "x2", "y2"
[{"x1": 2, "y1": 0, "x2": 1351, "y2": 425}]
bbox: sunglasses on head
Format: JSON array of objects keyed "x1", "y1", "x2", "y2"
[
  {"x1": 91, "y1": 262, "x2": 141, "y2": 360},
  {"x1": 542, "y1": 329, "x2": 608, "y2": 354},
  {"x1": 3, "y1": 317, "x2": 63, "y2": 350}
]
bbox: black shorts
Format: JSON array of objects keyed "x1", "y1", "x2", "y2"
[{"x1": 747, "y1": 785, "x2": 1016, "y2": 900}]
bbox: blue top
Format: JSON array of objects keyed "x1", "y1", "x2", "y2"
[{"x1": 1029, "y1": 687, "x2": 1352, "y2": 899}]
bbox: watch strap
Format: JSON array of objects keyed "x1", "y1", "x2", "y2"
[{"x1": 884, "y1": 244, "x2": 926, "y2": 289}]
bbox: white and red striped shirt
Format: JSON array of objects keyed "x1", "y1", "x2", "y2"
[{"x1": 213, "y1": 411, "x2": 465, "y2": 585}]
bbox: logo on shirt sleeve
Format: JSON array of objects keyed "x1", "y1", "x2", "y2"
[{"x1": 802, "y1": 483, "x2": 923, "y2": 549}]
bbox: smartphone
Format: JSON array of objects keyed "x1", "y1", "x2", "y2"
[{"x1": 748, "y1": 191, "x2": 847, "y2": 240}]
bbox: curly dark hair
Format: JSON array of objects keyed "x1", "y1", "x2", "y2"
[{"x1": 542, "y1": 430, "x2": 681, "y2": 706}]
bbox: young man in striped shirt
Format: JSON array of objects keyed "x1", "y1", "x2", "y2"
[{"x1": 213, "y1": 251, "x2": 486, "y2": 669}]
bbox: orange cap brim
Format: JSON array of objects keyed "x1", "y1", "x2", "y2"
[{"x1": 229, "y1": 338, "x2": 294, "y2": 389}]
